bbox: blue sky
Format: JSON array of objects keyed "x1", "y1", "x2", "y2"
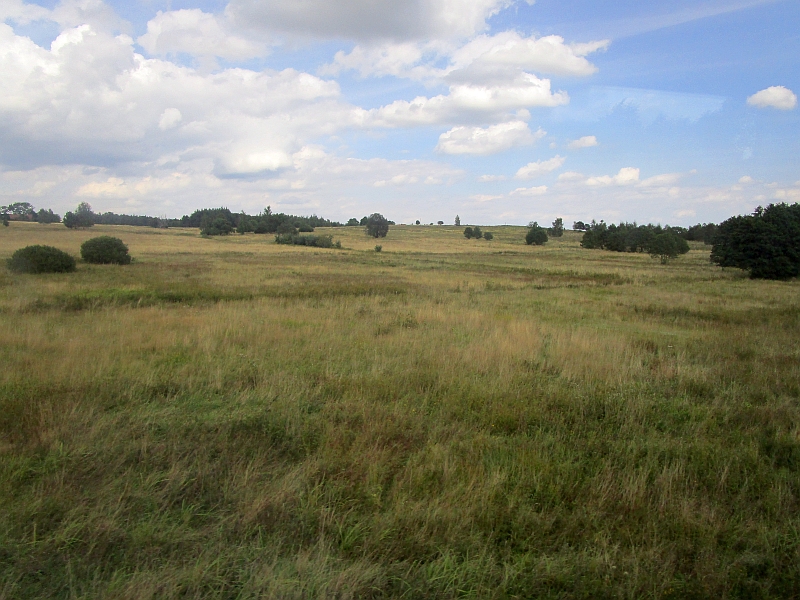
[{"x1": 1, "y1": 0, "x2": 797, "y2": 226}]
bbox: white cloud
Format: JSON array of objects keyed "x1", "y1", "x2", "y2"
[
  {"x1": 515, "y1": 155, "x2": 565, "y2": 179},
  {"x1": 322, "y1": 31, "x2": 608, "y2": 82},
  {"x1": 436, "y1": 121, "x2": 543, "y2": 155},
  {"x1": 510, "y1": 185, "x2": 547, "y2": 196},
  {"x1": 0, "y1": 22, "x2": 362, "y2": 175},
  {"x1": 228, "y1": 0, "x2": 513, "y2": 42},
  {"x1": 557, "y1": 171, "x2": 584, "y2": 182},
  {"x1": 138, "y1": 9, "x2": 266, "y2": 61},
  {"x1": 739, "y1": 175, "x2": 754, "y2": 184},
  {"x1": 0, "y1": 0, "x2": 51, "y2": 24},
  {"x1": 567, "y1": 135, "x2": 598, "y2": 149},
  {"x1": 747, "y1": 86, "x2": 797, "y2": 110},
  {"x1": 158, "y1": 108, "x2": 182, "y2": 130},
  {"x1": 639, "y1": 172, "x2": 681, "y2": 187},
  {"x1": 586, "y1": 167, "x2": 640, "y2": 186},
  {"x1": 470, "y1": 193, "x2": 504, "y2": 202},
  {"x1": 477, "y1": 174, "x2": 505, "y2": 182}
]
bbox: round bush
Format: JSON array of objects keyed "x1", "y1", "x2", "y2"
[
  {"x1": 80, "y1": 236, "x2": 131, "y2": 265},
  {"x1": 7, "y1": 245, "x2": 76, "y2": 273}
]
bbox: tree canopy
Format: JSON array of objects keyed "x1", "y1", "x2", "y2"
[
  {"x1": 365, "y1": 213, "x2": 389, "y2": 238},
  {"x1": 711, "y1": 203, "x2": 800, "y2": 279}
]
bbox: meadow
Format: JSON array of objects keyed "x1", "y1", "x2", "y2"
[{"x1": 1, "y1": 222, "x2": 798, "y2": 599}]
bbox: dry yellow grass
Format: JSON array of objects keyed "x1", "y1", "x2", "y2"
[{"x1": 1, "y1": 221, "x2": 798, "y2": 598}]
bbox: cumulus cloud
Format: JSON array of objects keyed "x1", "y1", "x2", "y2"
[
  {"x1": 747, "y1": 86, "x2": 797, "y2": 110},
  {"x1": 0, "y1": 22, "x2": 362, "y2": 175},
  {"x1": 639, "y1": 172, "x2": 681, "y2": 187},
  {"x1": 567, "y1": 135, "x2": 598, "y2": 149},
  {"x1": 515, "y1": 155, "x2": 565, "y2": 180},
  {"x1": 370, "y1": 74, "x2": 568, "y2": 126},
  {"x1": 586, "y1": 167, "x2": 640, "y2": 186},
  {"x1": 739, "y1": 175, "x2": 754, "y2": 184},
  {"x1": 510, "y1": 185, "x2": 547, "y2": 196},
  {"x1": 227, "y1": 0, "x2": 513, "y2": 42},
  {"x1": 557, "y1": 171, "x2": 584, "y2": 182},
  {"x1": 323, "y1": 31, "x2": 608, "y2": 82},
  {"x1": 435, "y1": 121, "x2": 543, "y2": 155},
  {"x1": 138, "y1": 9, "x2": 266, "y2": 61}
]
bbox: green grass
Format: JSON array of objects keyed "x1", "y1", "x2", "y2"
[{"x1": 1, "y1": 222, "x2": 799, "y2": 598}]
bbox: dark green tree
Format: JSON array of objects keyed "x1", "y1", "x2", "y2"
[
  {"x1": 463, "y1": 226, "x2": 473, "y2": 239},
  {"x1": 346, "y1": 218, "x2": 359, "y2": 226},
  {"x1": 483, "y1": 231, "x2": 494, "y2": 241},
  {"x1": 525, "y1": 222, "x2": 548, "y2": 245},
  {"x1": 201, "y1": 217, "x2": 233, "y2": 236},
  {"x1": 648, "y1": 232, "x2": 688, "y2": 264},
  {"x1": 455, "y1": 215, "x2": 461, "y2": 226},
  {"x1": 711, "y1": 203, "x2": 800, "y2": 279},
  {"x1": 63, "y1": 202, "x2": 95, "y2": 228},
  {"x1": 549, "y1": 217, "x2": 564, "y2": 237},
  {"x1": 365, "y1": 213, "x2": 389, "y2": 238}
]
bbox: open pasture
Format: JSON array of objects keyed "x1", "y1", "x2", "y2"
[{"x1": 1, "y1": 222, "x2": 799, "y2": 598}]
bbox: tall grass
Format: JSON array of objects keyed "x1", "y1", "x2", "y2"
[{"x1": 1, "y1": 222, "x2": 798, "y2": 598}]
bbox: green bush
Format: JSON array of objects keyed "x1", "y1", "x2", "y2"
[
  {"x1": 7, "y1": 245, "x2": 76, "y2": 273},
  {"x1": 80, "y1": 236, "x2": 132, "y2": 265},
  {"x1": 201, "y1": 217, "x2": 233, "y2": 236},
  {"x1": 275, "y1": 233, "x2": 335, "y2": 248},
  {"x1": 483, "y1": 231, "x2": 494, "y2": 241},
  {"x1": 525, "y1": 222, "x2": 548, "y2": 245}
]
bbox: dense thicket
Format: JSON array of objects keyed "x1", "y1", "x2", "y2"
[
  {"x1": 711, "y1": 203, "x2": 800, "y2": 279},
  {"x1": 80, "y1": 236, "x2": 132, "y2": 265},
  {"x1": 274, "y1": 233, "x2": 339, "y2": 248},
  {"x1": 580, "y1": 221, "x2": 689, "y2": 261},
  {"x1": 7, "y1": 245, "x2": 76, "y2": 273},
  {"x1": 175, "y1": 207, "x2": 341, "y2": 233}
]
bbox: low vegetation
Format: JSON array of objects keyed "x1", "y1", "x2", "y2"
[
  {"x1": 6, "y1": 244, "x2": 76, "y2": 273},
  {"x1": 80, "y1": 236, "x2": 132, "y2": 265},
  {"x1": 0, "y1": 221, "x2": 798, "y2": 598}
]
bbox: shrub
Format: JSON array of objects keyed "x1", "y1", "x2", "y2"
[
  {"x1": 375, "y1": 245, "x2": 382, "y2": 252},
  {"x1": 7, "y1": 245, "x2": 76, "y2": 273},
  {"x1": 80, "y1": 236, "x2": 132, "y2": 265},
  {"x1": 525, "y1": 222, "x2": 548, "y2": 245},
  {"x1": 464, "y1": 226, "x2": 474, "y2": 239},
  {"x1": 275, "y1": 233, "x2": 335, "y2": 248},
  {"x1": 365, "y1": 213, "x2": 389, "y2": 238},
  {"x1": 648, "y1": 232, "x2": 689, "y2": 264},
  {"x1": 483, "y1": 231, "x2": 494, "y2": 241},
  {"x1": 346, "y1": 218, "x2": 359, "y2": 226}
]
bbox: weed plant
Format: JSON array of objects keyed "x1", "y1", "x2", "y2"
[{"x1": 0, "y1": 222, "x2": 798, "y2": 598}]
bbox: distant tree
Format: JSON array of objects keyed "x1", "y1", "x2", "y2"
[
  {"x1": 455, "y1": 215, "x2": 461, "y2": 226},
  {"x1": 347, "y1": 218, "x2": 359, "y2": 226},
  {"x1": 525, "y1": 222, "x2": 548, "y2": 245},
  {"x1": 202, "y1": 217, "x2": 233, "y2": 236},
  {"x1": 437, "y1": 221, "x2": 444, "y2": 225},
  {"x1": 648, "y1": 232, "x2": 689, "y2": 264},
  {"x1": 573, "y1": 221, "x2": 587, "y2": 231},
  {"x1": 359, "y1": 216, "x2": 369, "y2": 226},
  {"x1": 2, "y1": 214, "x2": 8, "y2": 227},
  {"x1": 63, "y1": 202, "x2": 95, "y2": 228},
  {"x1": 1, "y1": 202, "x2": 35, "y2": 220},
  {"x1": 711, "y1": 203, "x2": 800, "y2": 279},
  {"x1": 37, "y1": 208, "x2": 61, "y2": 224},
  {"x1": 463, "y1": 227, "x2": 474, "y2": 239},
  {"x1": 365, "y1": 213, "x2": 389, "y2": 238},
  {"x1": 472, "y1": 226, "x2": 482, "y2": 239},
  {"x1": 483, "y1": 231, "x2": 494, "y2": 241},
  {"x1": 81, "y1": 236, "x2": 132, "y2": 265},
  {"x1": 415, "y1": 220, "x2": 421, "y2": 225},
  {"x1": 549, "y1": 217, "x2": 564, "y2": 237}
]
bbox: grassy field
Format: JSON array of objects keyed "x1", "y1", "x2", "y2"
[{"x1": 1, "y1": 222, "x2": 798, "y2": 599}]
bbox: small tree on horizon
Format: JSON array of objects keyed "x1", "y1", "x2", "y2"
[
  {"x1": 525, "y1": 222, "x2": 548, "y2": 245},
  {"x1": 549, "y1": 217, "x2": 564, "y2": 237},
  {"x1": 365, "y1": 213, "x2": 389, "y2": 238},
  {"x1": 455, "y1": 215, "x2": 461, "y2": 226}
]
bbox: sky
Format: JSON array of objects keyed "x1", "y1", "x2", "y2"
[{"x1": 1, "y1": 0, "x2": 798, "y2": 226}]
